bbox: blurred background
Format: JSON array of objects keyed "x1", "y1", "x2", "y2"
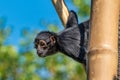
[{"x1": 0, "y1": 0, "x2": 90, "y2": 80}]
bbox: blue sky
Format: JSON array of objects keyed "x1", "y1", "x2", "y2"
[{"x1": 0, "y1": 0, "x2": 77, "y2": 47}]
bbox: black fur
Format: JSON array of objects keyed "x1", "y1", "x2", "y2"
[{"x1": 34, "y1": 10, "x2": 90, "y2": 65}]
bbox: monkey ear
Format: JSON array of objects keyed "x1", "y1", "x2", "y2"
[
  {"x1": 66, "y1": 10, "x2": 78, "y2": 28},
  {"x1": 50, "y1": 36, "x2": 56, "y2": 44}
]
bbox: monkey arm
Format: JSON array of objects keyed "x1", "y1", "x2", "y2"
[{"x1": 66, "y1": 10, "x2": 78, "y2": 28}]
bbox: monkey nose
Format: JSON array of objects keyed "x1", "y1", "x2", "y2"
[{"x1": 37, "y1": 50, "x2": 41, "y2": 54}]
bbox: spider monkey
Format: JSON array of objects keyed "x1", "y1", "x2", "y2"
[{"x1": 34, "y1": 10, "x2": 89, "y2": 65}]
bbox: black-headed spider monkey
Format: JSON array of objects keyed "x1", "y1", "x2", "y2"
[{"x1": 34, "y1": 10, "x2": 89, "y2": 65}]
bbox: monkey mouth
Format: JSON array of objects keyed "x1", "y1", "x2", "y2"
[{"x1": 37, "y1": 52, "x2": 46, "y2": 57}]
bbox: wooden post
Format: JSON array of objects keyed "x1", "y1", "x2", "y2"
[
  {"x1": 88, "y1": 0, "x2": 120, "y2": 80},
  {"x1": 52, "y1": 0, "x2": 69, "y2": 27}
]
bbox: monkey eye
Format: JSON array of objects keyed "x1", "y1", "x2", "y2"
[{"x1": 39, "y1": 40, "x2": 46, "y2": 47}]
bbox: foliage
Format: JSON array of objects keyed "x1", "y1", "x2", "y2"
[{"x1": 72, "y1": 0, "x2": 90, "y2": 20}]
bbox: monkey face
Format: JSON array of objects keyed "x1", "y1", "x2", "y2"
[
  {"x1": 34, "y1": 39, "x2": 49, "y2": 57},
  {"x1": 34, "y1": 32, "x2": 56, "y2": 57}
]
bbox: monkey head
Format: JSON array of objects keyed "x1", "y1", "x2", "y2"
[{"x1": 34, "y1": 31, "x2": 57, "y2": 57}]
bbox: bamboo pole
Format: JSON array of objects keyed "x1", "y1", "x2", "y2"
[
  {"x1": 52, "y1": 0, "x2": 69, "y2": 27},
  {"x1": 88, "y1": 0, "x2": 120, "y2": 80}
]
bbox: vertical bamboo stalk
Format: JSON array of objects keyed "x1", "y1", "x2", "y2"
[
  {"x1": 52, "y1": 0, "x2": 69, "y2": 27},
  {"x1": 88, "y1": 0, "x2": 120, "y2": 80}
]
